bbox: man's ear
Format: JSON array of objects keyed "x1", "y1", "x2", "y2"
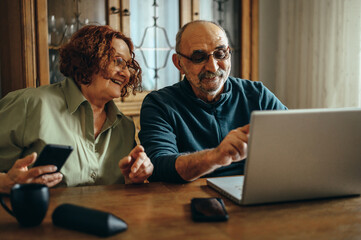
[{"x1": 172, "y1": 54, "x2": 185, "y2": 75}]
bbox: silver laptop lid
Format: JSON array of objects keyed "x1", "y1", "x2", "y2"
[{"x1": 242, "y1": 108, "x2": 361, "y2": 205}]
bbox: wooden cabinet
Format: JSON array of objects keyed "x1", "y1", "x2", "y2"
[{"x1": 0, "y1": 0, "x2": 47, "y2": 94}]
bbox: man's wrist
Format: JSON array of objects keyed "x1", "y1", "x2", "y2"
[{"x1": 206, "y1": 147, "x2": 224, "y2": 168}]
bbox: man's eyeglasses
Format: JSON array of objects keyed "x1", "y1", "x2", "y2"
[
  {"x1": 114, "y1": 56, "x2": 132, "y2": 69},
  {"x1": 176, "y1": 47, "x2": 231, "y2": 64}
]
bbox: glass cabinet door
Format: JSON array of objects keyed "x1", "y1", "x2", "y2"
[
  {"x1": 129, "y1": 0, "x2": 179, "y2": 91},
  {"x1": 47, "y1": 0, "x2": 107, "y2": 84},
  {"x1": 127, "y1": 0, "x2": 242, "y2": 91}
]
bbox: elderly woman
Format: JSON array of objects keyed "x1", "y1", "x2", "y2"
[{"x1": 0, "y1": 25, "x2": 153, "y2": 193}]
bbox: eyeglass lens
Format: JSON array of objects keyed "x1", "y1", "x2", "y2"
[
  {"x1": 115, "y1": 57, "x2": 132, "y2": 69},
  {"x1": 115, "y1": 57, "x2": 126, "y2": 67},
  {"x1": 191, "y1": 49, "x2": 229, "y2": 64}
]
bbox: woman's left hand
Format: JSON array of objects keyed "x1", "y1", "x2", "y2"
[{"x1": 118, "y1": 145, "x2": 153, "y2": 184}]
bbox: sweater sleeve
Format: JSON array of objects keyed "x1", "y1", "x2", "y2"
[{"x1": 139, "y1": 93, "x2": 186, "y2": 183}]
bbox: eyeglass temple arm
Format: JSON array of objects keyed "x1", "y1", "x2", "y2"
[{"x1": 176, "y1": 52, "x2": 192, "y2": 61}]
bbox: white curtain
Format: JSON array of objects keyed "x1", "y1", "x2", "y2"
[{"x1": 275, "y1": 0, "x2": 361, "y2": 109}]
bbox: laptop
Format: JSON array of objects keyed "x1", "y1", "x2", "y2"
[{"x1": 207, "y1": 108, "x2": 361, "y2": 205}]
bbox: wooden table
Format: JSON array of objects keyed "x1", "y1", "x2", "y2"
[{"x1": 1, "y1": 178, "x2": 361, "y2": 240}]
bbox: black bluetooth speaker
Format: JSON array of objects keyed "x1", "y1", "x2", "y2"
[{"x1": 52, "y1": 203, "x2": 127, "y2": 237}]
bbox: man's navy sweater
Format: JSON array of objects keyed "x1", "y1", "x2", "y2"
[{"x1": 139, "y1": 77, "x2": 287, "y2": 182}]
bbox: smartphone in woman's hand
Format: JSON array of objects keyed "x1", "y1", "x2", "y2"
[{"x1": 32, "y1": 144, "x2": 73, "y2": 172}]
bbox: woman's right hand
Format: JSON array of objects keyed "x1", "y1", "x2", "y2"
[
  {"x1": 0, "y1": 153, "x2": 63, "y2": 193},
  {"x1": 119, "y1": 145, "x2": 154, "y2": 184}
]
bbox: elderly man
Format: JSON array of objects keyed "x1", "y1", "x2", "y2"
[{"x1": 139, "y1": 20, "x2": 287, "y2": 183}]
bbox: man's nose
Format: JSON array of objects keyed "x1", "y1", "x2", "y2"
[{"x1": 204, "y1": 55, "x2": 218, "y2": 73}]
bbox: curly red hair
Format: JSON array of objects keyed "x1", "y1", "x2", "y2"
[{"x1": 59, "y1": 25, "x2": 142, "y2": 97}]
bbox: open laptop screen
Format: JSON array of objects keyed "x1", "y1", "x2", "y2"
[{"x1": 208, "y1": 108, "x2": 361, "y2": 205}]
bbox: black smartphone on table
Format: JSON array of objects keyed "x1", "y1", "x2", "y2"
[
  {"x1": 32, "y1": 144, "x2": 73, "y2": 172},
  {"x1": 191, "y1": 197, "x2": 229, "y2": 222}
]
